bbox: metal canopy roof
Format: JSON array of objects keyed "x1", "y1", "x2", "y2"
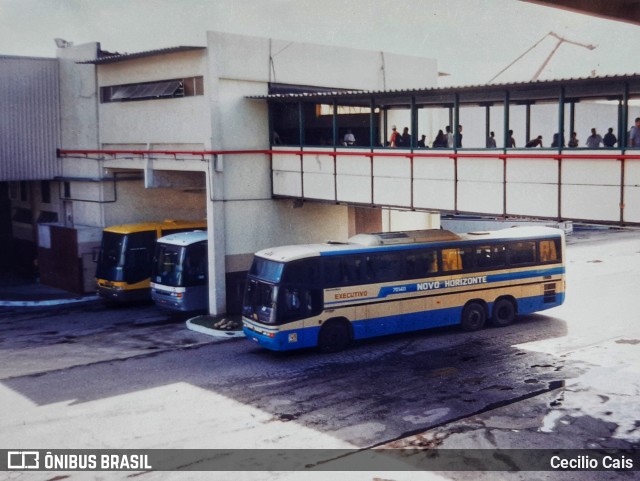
[
  {"x1": 78, "y1": 46, "x2": 205, "y2": 65},
  {"x1": 523, "y1": 0, "x2": 640, "y2": 27},
  {"x1": 249, "y1": 74, "x2": 640, "y2": 107}
]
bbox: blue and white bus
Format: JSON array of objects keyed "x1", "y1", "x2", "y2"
[
  {"x1": 242, "y1": 226, "x2": 565, "y2": 352},
  {"x1": 150, "y1": 231, "x2": 208, "y2": 312}
]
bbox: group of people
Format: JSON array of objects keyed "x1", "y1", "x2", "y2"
[
  {"x1": 388, "y1": 126, "x2": 414, "y2": 147},
  {"x1": 548, "y1": 127, "x2": 619, "y2": 148},
  {"x1": 345, "y1": 119, "x2": 640, "y2": 149},
  {"x1": 388, "y1": 125, "x2": 463, "y2": 149},
  {"x1": 485, "y1": 130, "x2": 515, "y2": 148},
  {"x1": 494, "y1": 128, "x2": 620, "y2": 149}
]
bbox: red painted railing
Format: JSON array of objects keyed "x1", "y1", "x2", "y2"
[{"x1": 57, "y1": 147, "x2": 640, "y2": 225}]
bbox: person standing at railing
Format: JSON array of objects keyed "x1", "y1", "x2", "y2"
[
  {"x1": 629, "y1": 118, "x2": 640, "y2": 147},
  {"x1": 343, "y1": 129, "x2": 355, "y2": 146},
  {"x1": 586, "y1": 128, "x2": 602, "y2": 148},
  {"x1": 551, "y1": 133, "x2": 565, "y2": 148},
  {"x1": 568, "y1": 132, "x2": 579, "y2": 148},
  {"x1": 401, "y1": 127, "x2": 411, "y2": 148},
  {"x1": 433, "y1": 130, "x2": 446, "y2": 148},
  {"x1": 486, "y1": 131, "x2": 496, "y2": 148},
  {"x1": 389, "y1": 125, "x2": 399, "y2": 147},
  {"x1": 445, "y1": 125, "x2": 454, "y2": 148},
  {"x1": 603, "y1": 128, "x2": 617, "y2": 148}
]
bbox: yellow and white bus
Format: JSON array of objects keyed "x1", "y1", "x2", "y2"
[
  {"x1": 95, "y1": 219, "x2": 206, "y2": 302},
  {"x1": 242, "y1": 226, "x2": 565, "y2": 352}
]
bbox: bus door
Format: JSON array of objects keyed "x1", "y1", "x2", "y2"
[{"x1": 123, "y1": 230, "x2": 157, "y2": 286}]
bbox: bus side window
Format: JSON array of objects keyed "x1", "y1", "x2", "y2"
[
  {"x1": 442, "y1": 248, "x2": 458, "y2": 271},
  {"x1": 285, "y1": 288, "x2": 300, "y2": 311},
  {"x1": 539, "y1": 239, "x2": 558, "y2": 262},
  {"x1": 406, "y1": 250, "x2": 438, "y2": 279},
  {"x1": 475, "y1": 244, "x2": 506, "y2": 269},
  {"x1": 368, "y1": 252, "x2": 402, "y2": 283},
  {"x1": 427, "y1": 251, "x2": 438, "y2": 273},
  {"x1": 188, "y1": 243, "x2": 208, "y2": 282},
  {"x1": 323, "y1": 256, "x2": 362, "y2": 286},
  {"x1": 442, "y1": 248, "x2": 461, "y2": 271},
  {"x1": 279, "y1": 287, "x2": 322, "y2": 322},
  {"x1": 282, "y1": 258, "x2": 321, "y2": 284},
  {"x1": 509, "y1": 241, "x2": 536, "y2": 265},
  {"x1": 323, "y1": 258, "x2": 341, "y2": 286},
  {"x1": 441, "y1": 247, "x2": 473, "y2": 272}
]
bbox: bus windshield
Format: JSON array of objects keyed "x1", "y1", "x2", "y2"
[
  {"x1": 242, "y1": 278, "x2": 278, "y2": 325},
  {"x1": 95, "y1": 231, "x2": 127, "y2": 281},
  {"x1": 249, "y1": 257, "x2": 284, "y2": 283},
  {"x1": 96, "y1": 230, "x2": 156, "y2": 283},
  {"x1": 153, "y1": 243, "x2": 185, "y2": 287},
  {"x1": 152, "y1": 241, "x2": 208, "y2": 287}
]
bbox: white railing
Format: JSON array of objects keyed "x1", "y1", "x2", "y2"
[{"x1": 272, "y1": 146, "x2": 640, "y2": 225}]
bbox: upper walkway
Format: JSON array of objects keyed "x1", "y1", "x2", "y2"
[
  {"x1": 57, "y1": 145, "x2": 640, "y2": 226},
  {"x1": 257, "y1": 73, "x2": 640, "y2": 226},
  {"x1": 271, "y1": 146, "x2": 640, "y2": 226}
]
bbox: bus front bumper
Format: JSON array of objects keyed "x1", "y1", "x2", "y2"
[
  {"x1": 242, "y1": 318, "x2": 317, "y2": 351},
  {"x1": 97, "y1": 284, "x2": 150, "y2": 303}
]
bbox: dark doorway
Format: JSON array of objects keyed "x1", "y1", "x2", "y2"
[{"x1": 0, "y1": 182, "x2": 14, "y2": 271}]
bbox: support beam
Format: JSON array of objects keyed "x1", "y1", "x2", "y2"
[
  {"x1": 503, "y1": 91, "x2": 510, "y2": 149},
  {"x1": 558, "y1": 87, "x2": 565, "y2": 149},
  {"x1": 205, "y1": 166, "x2": 227, "y2": 316}
]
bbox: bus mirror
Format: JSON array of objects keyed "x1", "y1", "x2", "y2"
[{"x1": 92, "y1": 246, "x2": 100, "y2": 263}]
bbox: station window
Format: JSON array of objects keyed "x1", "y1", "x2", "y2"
[
  {"x1": 101, "y1": 76, "x2": 204, "y2": 103},
  {"x1": 8, "y1": 182, "x2": 18, "y2": 200},
  {"x1": 20, "y1": 181, "x2": 28, "y2": 201},
  {"x1": 12, "y1": 207, "x2": 32, "y2": 224},
  {"x1": 40, "y1": 181, "x2": 51, "y2": 204},
  {"x1": 37, "y1": 211, "x2": 58, "y2": 223},
  {"x1": 316, "y1": 105, "x2": 373, "y2": 116}
]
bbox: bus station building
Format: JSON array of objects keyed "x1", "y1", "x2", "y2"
[{"x1": 2, "y1": 32, "x2": 439, "y2": 314}]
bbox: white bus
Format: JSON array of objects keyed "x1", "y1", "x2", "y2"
[
  {"x1": 95, "y1": 219, "x2": 206, "y2": 303},
  {"x1": 242, "y1": 226, "x2": 565, "y2": 352},
  {"x1": 150, "y1": 231, "x2": 208, "y2": 312}
]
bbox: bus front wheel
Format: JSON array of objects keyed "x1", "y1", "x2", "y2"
[
  {"x1": 491, "y1": 297, "x2": 516, "y2": 327},
  {"x1": 318, "y1": 320, "x2": 351, "y2": 353},
  {"x1": 461, "y1": 302, "x2": 486, "y2": 331}
]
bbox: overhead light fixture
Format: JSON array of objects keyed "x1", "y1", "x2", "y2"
[{"x1": 54, "y1": 38, "x2": 72, "y2": 48}]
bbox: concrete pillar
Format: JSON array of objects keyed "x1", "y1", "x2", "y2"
[
  {"x1": 206, "y1": 162, "x2": 227, "y2": 315},
  {"x1": 205, "y1": 33, "x2": 228, "y2": 316}
]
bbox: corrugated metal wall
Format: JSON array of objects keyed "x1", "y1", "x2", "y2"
[{"x1": 0, "y1": 56, "x2": 60, "y2": 181}]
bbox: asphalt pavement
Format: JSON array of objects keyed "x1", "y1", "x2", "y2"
[
  {"x1": 0, "y1": 274, "x2": 98, "y2": 307},
  {"x1": 1, "y1": 228, "x2": 639, "y2": 479}
]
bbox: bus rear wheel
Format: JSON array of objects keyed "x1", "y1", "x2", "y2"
[
  {"x1": 318, "y1": 320, "x2": 351, "y2": 353},
  {"x1": 491, "y1": 298, "x2": 516, "y2": 327},
  {"x1": 461, "y1": 302, "x2": 486, "y2": 331}
]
